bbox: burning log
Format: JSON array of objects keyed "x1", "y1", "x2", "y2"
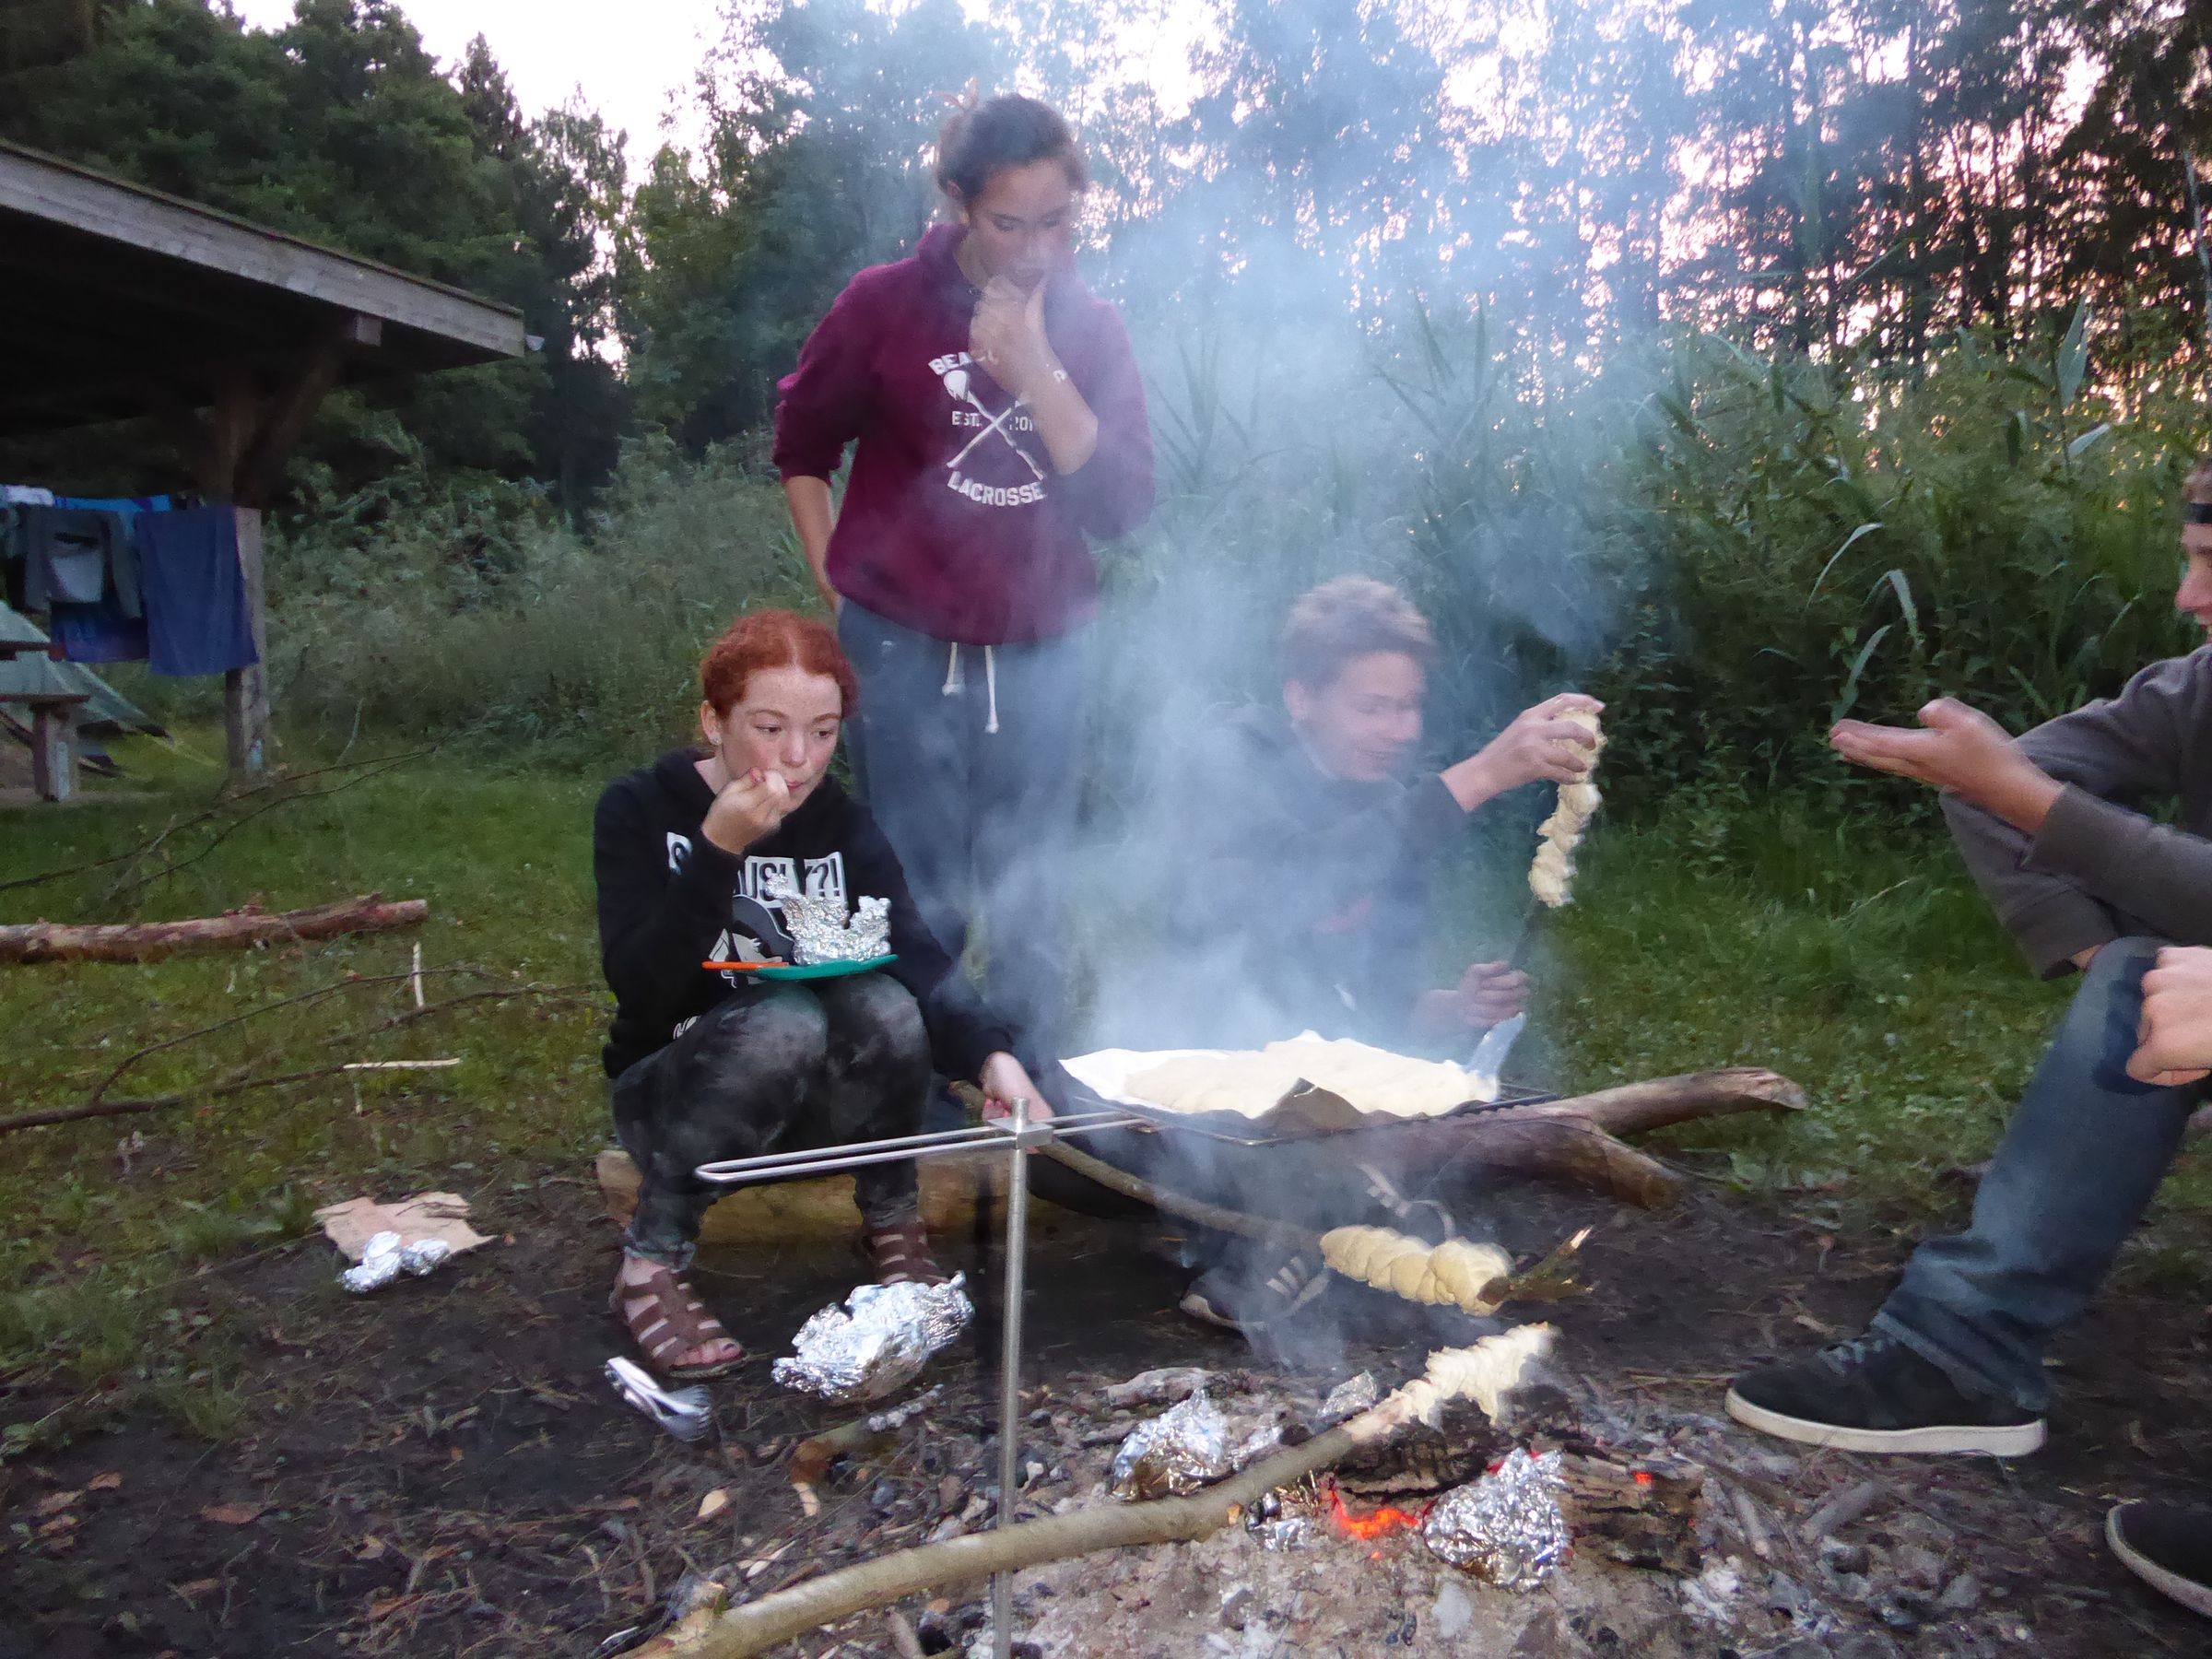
[
  {"x1": 0, "y1": 893, "x2": 428, "y2": 964},
  {"x1": 689, "y1": 1330, "x2": 1556, "y2": 1658}
]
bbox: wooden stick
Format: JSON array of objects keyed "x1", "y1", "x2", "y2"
[
  {"x1": 0, "y1": 893, "x2": 428, "y2": 964},
  {"x1": 0, "y1": 983, "x2": 589, "y2": 1134},
  {"x1": 699, "y1": 1422, "x2": 1361, "y2": 1655},
  {"x1": 1036, "y1": 1140, "x2": 1312, "y2": 1249}
]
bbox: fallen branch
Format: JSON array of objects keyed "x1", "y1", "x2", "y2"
[
  {"x1": 0, "y1": 748, "x2": 432, "y2": 899},
  {"x1": 0, "y1": 894, "x2": 428, "y2": 964},
  {"x1": 694, "y1": 1332, "x2": 1551, "y2": 1657},
  {"x1": 0, "y1": 982, "x2": 591, "y2": 1134}
]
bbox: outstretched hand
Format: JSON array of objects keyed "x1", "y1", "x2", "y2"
[
  {"x1": 1443, "y1": 693, "x2": 1602, "y2": 811},
  {"x1": 1830, "y1": 698, "x2": 2063, "y2": 832}
]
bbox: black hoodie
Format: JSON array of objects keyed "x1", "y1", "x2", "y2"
[
  {"x1": 593, "y1": 748, "x2": 1015, "y2": 1079},
  {"x1": 1137, "y1": 706, "x2": 1466, "y2": 1052}
]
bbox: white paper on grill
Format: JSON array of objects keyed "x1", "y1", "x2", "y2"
[{"x1": 1061, "y1": 1030, "x2": 1499, "y2": 1116}]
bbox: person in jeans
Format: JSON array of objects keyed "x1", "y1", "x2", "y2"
[
  {"x1": 593, "y1": 609, "x2": 1043, "y2": 1379},
  {"x1": 1726, "y1": 460, "x2": 2212, "y2": 1616},
  {"x1": 773, "y1": 93, "x2": 1155, "y2": 1070}
]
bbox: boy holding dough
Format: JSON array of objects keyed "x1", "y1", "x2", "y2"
[{"x1": 1079, "y1": 577, "x2": 1601, "y2": 1333}]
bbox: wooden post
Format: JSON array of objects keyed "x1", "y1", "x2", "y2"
[
  {"x1": 25, "y1": 693, "x2": 88, "y2": 803},
  {"x1": 224, "y1": 505, "x2": 268, "y2": 778}
]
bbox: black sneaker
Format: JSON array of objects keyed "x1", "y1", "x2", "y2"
[
  {"x1": 1177, "y1": 1249, "x2": 1327, "y2": 1334},
  {"x1": 1724, "y1": 1334, "x2": 2046, "y2": 1456},
  {"x1": 2109, "y1": 1500, "x2": 2212, "y2": 1618}
]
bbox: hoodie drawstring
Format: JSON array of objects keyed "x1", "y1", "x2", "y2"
[{"x1": 941, "y1": 641, "x2": 1000, "y2": 735}]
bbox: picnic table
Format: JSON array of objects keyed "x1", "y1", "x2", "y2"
[{"x1": 0, "y1": 623, "x2": 89, "y2": 803}]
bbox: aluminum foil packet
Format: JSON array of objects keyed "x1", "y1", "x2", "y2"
[
  {"x1": 767, "y1": 875, "x2": 893, "y2": 965},
  {"x1": 340, "y1": 1229, "x2": 455, "y2": 1293},
  {"x1": 1315, "y1": 1371, "x2": 1380, "y2": 1426},
  {"x1": 605, "y1": 1356, "x2": 713, "y2": 1441},
  {"x1": 1423, "y1": 1447, "x2": 1572, "y2": 1592},
  {"x1": 770, "y1": 1274, "x2": 972, "y2": 1403},
  {"x1": 1110, "y1": 1388, "x2": 1232, "y2": 1500}
]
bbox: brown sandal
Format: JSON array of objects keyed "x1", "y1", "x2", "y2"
[
  {"x1": 862, "y1": 1218, "x2": 947, "y2": 1287},
  {"x1": 610, "y1": 1261, "x2": 745, "y2": 1380}
]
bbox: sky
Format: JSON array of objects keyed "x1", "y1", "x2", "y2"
[
  {"x1": 226, "y1": 0, "x2": 722, "y2": 163},
  {"x1": 224, "y1": 1, "x2": 1211, "y2": 173}
]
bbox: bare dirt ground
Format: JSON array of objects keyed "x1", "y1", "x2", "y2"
[{"x1": 4, "y1": 1166, "x2": 2206, "y2": 1658}]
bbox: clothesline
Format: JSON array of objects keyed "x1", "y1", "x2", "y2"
[{"x1": 1, "y1": 487, "x2": 258, "y2": 678}]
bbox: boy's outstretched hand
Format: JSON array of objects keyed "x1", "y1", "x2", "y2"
[{"x1": 1830, "y1": 698, "x2": 2063, "y2": 833}]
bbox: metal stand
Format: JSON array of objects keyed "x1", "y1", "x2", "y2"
[
  {"x1": 693, "y1": 1103, "x2": 1139, "y2": 1658},
  {"x1": 992, "y1": 1097, "x2": 1045, "y2": 1659}
]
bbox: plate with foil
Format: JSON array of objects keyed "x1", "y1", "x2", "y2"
[{"x1": 703, "y1": 954, "x2": 897, "y2": 981}]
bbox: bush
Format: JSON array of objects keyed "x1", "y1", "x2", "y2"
[{"x1": 266, "y1": 434, "x2": 813, "y2": 758}]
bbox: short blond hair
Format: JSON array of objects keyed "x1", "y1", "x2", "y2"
[{"x1": 1278, "y1": 577, "x2": 1434, "y2": 689}]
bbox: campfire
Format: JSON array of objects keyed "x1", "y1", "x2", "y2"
[{"x1": 1324, "y1": 1480, "x2": 1429, "y2": 1543}]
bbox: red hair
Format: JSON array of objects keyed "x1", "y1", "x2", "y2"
[{"x1": 700, "y1": 609, "x2": 858, "y2": 716}]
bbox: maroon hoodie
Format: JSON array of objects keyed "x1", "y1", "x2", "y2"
[{"x1": 772, "y1": 223, "x2": 1155, "y2": 645}]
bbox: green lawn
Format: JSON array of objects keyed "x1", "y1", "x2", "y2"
[{"x1": 2, "y1": 733, "x2": 2199, "y2": 1453}]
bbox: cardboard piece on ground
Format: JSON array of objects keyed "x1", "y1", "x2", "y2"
[{"x1": 315, "y1": 1192, "x2": 493, "y2": 1262}]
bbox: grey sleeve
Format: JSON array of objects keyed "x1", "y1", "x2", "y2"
[
  {"x1": 2022, "y1": 788, "x2": 2212, "y2": 951},
  {"x1": 1943, "y1": 652, "x2": 2211, "y2": 977}
]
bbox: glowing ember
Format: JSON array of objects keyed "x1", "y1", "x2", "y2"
[{"x1": 1326, "y1": 1484, "x2": 1430, "y2": 1541}]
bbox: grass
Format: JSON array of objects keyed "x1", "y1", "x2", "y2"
[{"x1": 3, "y1": 730, "x2": 2206, "y2": 1453}]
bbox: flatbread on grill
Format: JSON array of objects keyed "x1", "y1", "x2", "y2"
[{"x1": 1124, "y1": 1036, "x2": 1479, "y2": 1121}]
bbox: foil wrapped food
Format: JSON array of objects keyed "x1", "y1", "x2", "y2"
[
  {"x1": 1315, "y1": 1371, "x2": 1380, "y2": 1426},
  {"x1": 1423, "y1": 1447, "x2": 1572, "y2": 1592},
  {"x1": 1110, "y1": 1389, "x2": 1232, "y2": 1500},
  {"x1": 771, "y1": 1274, "x2": 972, "y2": 1403},
  {"x1": 340, "y1": 1229, "x2": 454, "y2": 1293},
  {"x1": 604, "y1": 1356, "x2": 713, "y2": 1441},
  {"x1": 767, "y1": 876, "x2": 893, "y2": 965}
]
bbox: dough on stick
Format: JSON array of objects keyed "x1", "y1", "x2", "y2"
[
  {"x1": 1321, "y1": 1225, "x2": 1513, "y2": 1313},
  {"x1": 1529, "y1": 709, "x2": 1606, "y2": 909}
]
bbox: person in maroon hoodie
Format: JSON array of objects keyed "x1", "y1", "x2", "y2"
[{"x1": 773, "y1": 93, "x2": 1155, "y2": 1075}]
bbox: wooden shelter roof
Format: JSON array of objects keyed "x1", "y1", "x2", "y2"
[{"x1": 0, "y1": 139, "x2": 527, "y2": 439}]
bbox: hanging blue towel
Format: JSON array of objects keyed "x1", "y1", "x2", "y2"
[{"x1": 137, "y1": 507, "x2": 259, "y2": 677}]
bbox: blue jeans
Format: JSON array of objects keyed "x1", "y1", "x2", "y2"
[
  {"x1": 1875, "y1": 937, "x2": 2208, "y2": 1411},
  {"x1": 837, "y1": 601, "x2": 1091, "y2": 1065}
]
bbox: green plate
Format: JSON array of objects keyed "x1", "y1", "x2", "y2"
[{"x1": 748, "y1": 954, "x2": 897, "y2": 982}]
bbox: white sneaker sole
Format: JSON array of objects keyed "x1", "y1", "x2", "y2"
[
  {"x1": 1724, "y1": 1387, "x2": 2046, "y2": 1456},
  {"x1": 2108, "y1": 1507, "x2": 2212, "y2": 1618}
]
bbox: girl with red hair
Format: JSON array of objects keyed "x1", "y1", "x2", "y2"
[{"x1": 593, "y1": 608, "x2": 1043, "y2": 1379}]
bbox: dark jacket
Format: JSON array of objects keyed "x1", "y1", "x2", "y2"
[
  {"x1": 593, "y1": 749, "x2": 1016, "y2": 1078},
  {"x1": 1126, "y1": 707, "x2": 1467, "y2": 1052},
  {"x1": 771, "y1": 222, "x2": 1155, "y2": 646},
  {"x1": 1946, "y1": 645, "x2": 2212, "y2": 976}
]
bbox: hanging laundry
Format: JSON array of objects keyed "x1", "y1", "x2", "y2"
[
  {"x1": 20, "y1": 506, "x2": 138, "y2": 614},
  {"x1": 137, "y1": 506, "x2": 257, "y2": 677}
]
